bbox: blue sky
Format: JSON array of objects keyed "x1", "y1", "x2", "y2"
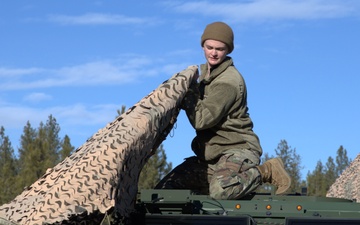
[{"x1": 1, "y1": 0, "x2": 359, "y2": 180}]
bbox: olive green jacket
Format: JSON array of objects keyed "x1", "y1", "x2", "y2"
[{"x1": 182, "y1": 57, "x2": 262, "y2": 161}]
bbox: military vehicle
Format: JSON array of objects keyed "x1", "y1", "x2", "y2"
[{"x1": 126, "y1": 188, "x2": 360, "y2": 225}]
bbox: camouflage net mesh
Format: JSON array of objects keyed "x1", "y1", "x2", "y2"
[
  {"x1": 0, "y1": 65, "x2": 198, "y2": 225},
  {"x1": 326, "y1": 153, "x2": 360, "y2": 202}
]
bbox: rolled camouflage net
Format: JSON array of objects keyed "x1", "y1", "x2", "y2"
[
  {"x1": 326, "y1": 153, "x2": 360, "y2": 202},
  {"x1": 0, "y1": 65, "x2": 198, "y2": 225}
]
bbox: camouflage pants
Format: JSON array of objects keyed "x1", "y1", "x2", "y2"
[{"x1": 155, "y1": 149, "x2": 262, "y2": 200}]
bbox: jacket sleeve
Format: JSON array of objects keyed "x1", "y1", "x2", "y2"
[{"x1": 184, "y1": 81, "x2": 238, "y2": 130}]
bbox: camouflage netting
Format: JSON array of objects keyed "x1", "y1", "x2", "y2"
[
  {"x1": 326, "y1": 153, "x2": 360, "y2": 202},
  {"x1": 0, "y1": 65, "x2": 198, "y2": 225}
]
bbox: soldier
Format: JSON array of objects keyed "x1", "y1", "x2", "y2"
[{"x1": 155, "y1": 21, "x2": 291, "y2": 199}]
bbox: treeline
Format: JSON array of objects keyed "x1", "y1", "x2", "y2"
[
  {"x1": 0, "y1": 114, "x2": 353, "y2": 205},
  {"x1": 259, "y1": 140, "x2": 351, "y2": 196},
  {"x1": 306, "y1": 145, "x2": 350, "y2": 196},
  {"x1": 0, "y1": 115, "x2": 75, "y2": 205},
  {"x1": 0, "y1": 111, "x2": 172, "y2": 206}
]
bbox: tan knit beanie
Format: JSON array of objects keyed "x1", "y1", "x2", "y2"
[{"x1": 201, "y1": 22, "x2": 234, "y2": 53}]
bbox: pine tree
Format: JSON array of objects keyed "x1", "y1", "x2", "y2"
[
  {"x1": 306, "y1": 146, "x2": 351, "y2": 197},
  {"x1": 116, "y1": 105, "x2": 127, "y2": 117},
  {"x1": 335, "y1": 145, "x2": 350, "y2": 177},
  {"x1": 31, "y1": 115, "x2": 62, "y2": 176},
  {"x1": 138, "y1": 144, "x2": 172, "y2": 189},
  {"x1": 59, "y1": 135, "x2": 75, "y2": 161},
  {"x1": 44, "y1": 114, "x2": 61, "y2": 164},
  {"x1": 36, "y1": 122, "x2": 52, "y2": 175},
  {"x1": 17, "y1": 121, "x2": 38, "y2": 190},
  {"x1": 324, "y1": 156, "x2": 336, "y2": 192},
  {"x1": 17, "y1": 121, "x2": 37, "y2": 170},
  {"x1": 307, "y1": 160, "x2": 326, "y2": 196},
  {"x1": 0, "y1": 126, "x2": 18, "y2": 204},
  {"x1": 16, "y1": 115, "x2": 63, "y2": 189}
]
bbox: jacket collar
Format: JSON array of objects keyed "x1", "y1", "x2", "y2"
[{"x1": 200, "y1": 57, "x2": 233, "y2": 84}]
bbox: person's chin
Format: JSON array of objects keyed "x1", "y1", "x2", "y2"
[{"x1": 208, "y1": 59, "x2": 219, "y2": 67}]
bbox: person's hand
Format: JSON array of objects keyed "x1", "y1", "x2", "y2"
[
  {"x1": 180, "y1": 82, "x2": 198, "y2": 110},
  {"x1": 180, "y1": 94, "x2": 190, "y2": 110}
]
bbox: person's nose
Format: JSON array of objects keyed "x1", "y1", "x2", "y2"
[{"x1": 211, "y1": 49, "x2": 218, "y2": 56}]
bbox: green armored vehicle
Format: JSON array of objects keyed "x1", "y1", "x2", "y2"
[{"x1": 128, "y1": 189, "x2": 360, "y2": 225}]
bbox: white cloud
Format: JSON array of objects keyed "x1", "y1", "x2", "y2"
[
  {"x1": 0, "y1": 103, "x2": 119, "y2": 130},
  {"x1": 171, "y1": 0, "x2": 359, "y2": 22},
  {"x1": 0, "y1": 55, "x2": 190, "y2": 91},
  {"x1": 48, "y1": 13, "x2": 158, "y2": 26},
  {"x1": 23, "y1": 92, "x2": 53, "y2": 103},
  {"x1": 0, "y1": 105, "x2": 47, "y2": 129},
  {"x1": 0, "y1": 67, "x2": 44, "y2": 77},
  {"x1": 51, "y1": 103, "x2": 120, "y2": 126},
  {"x1": 57, "y1": 61, "x2": 136, "y2": 85}
]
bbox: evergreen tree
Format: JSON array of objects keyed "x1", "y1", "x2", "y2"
[
  {"x1": 116, "y1": 105, "x2": 127, "y2": 117},
  {"x1": 324, "y1": 156, "x2": 337, "y2": 192},
  {"x1": 44, "y1": 114, "x2": 61, "y2": 164},
  {"x1": 17, "y1": 121, "x2": 38, "y2": 190},
  {"x1": 17, "y1": 121, "x2": 37, "y2": 170},
  {"x1": 16, "y1": 115, "x2": 64, "y2": 189},
  {"x1": 306, "y1": 146, "x2": 351, "y2": 197},
  {"x1": 307, "y1": 160, "x2": 326, "y2": 196},
  {"x1": 0, "y1": 126, "x2": 18, "y2": 204},
  {"x1": 138, "y1": 144, "x2": 172, "y2": 189},
  {"x1": 59, "y1": 135, "x2": 75, "y2": 161},
  {"x1": 335, "y1": 145, "x2": 350, "y2": 177},
  {"x1": 36, "y1": 122, "x2": 52, "y2": 175}
]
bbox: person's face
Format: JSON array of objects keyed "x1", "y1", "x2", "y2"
[{"x1": 202, "y1": 39, "x2": 229, "y2": 68}]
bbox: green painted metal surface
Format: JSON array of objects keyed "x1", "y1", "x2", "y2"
[{"x1": 131, "y1": 189, "x2": 360, "y2": 225}]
